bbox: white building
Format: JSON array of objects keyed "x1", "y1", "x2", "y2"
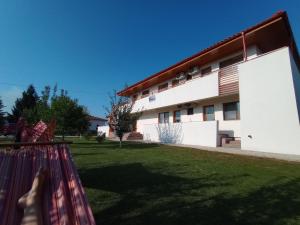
[
  {"x1": 87, "y1": 115, "x2": 107, "y2": 132},
  {"x1": 117, "y1": 11, "x2": 300, "y2": 155}
]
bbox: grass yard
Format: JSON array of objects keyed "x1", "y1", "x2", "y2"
[{"x1": 71, "y1": 139, "x2": 300, "y2": 225}]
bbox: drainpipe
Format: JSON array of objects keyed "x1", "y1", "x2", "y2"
[{"x1": 241, "y1": 32, "x2": 247, "y2": 61}]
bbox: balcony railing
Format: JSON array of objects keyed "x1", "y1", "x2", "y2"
[
  {"x1": 132, "y1": 64, "x2": 241, "y2": 112},
  {"x1": 132, "y1": 71, "x2": 219, "y2": 112}
]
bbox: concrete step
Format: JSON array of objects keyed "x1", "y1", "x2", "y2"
[
  {"x1": 223, "y1": 140, "x2": 241, "y2": 148},
  {"x1": 127, "y1": 132, "x2": 143, "y2": 140}
]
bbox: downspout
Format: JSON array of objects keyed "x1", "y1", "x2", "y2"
[{"x1": 241, "y1": 32, "x2": 247, "y2": 61}]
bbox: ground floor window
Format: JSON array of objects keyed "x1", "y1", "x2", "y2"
[
  {"x1": 203, "y1": 105, "x2": 215, "y2": 121},
  {"x1": 173, "y1": 110, "x2": 181, "y2": 123},
  {"x1": 159, "y1": 112, "x2": 169, "y2": 123},
  {"x1": 187, "y1": 107, "x2": 194, "y2": 115},
  {"x1": 223, "y1": 101, "x2": 240, "y2": 120}
]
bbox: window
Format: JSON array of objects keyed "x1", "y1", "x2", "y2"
[
  {"x1": 187, "y1": 108, "x2": 194, "y2": 115},
  {"x1": 158, "y1": 83, "x2": 168, "y2": 92},
  {"x1": 223, "y1": 102, "x2": 240, "y2": 120},
  {"x1": 132, "y1": 94, "x2": 138, "y2": 102},
  {"x1": 158, "y1": 112, "x2": 169, "y2": 123},
  {"x1": 201, "y1": 66, "x2": 212, "y2": 76},
  {"x1": 141, "y1": 90, "x2": 149, "y2": 98},
  {"x1": 173, "y1": 110, "x2": 181, "y2": 123},
  {"x1": 186, "y1": 74, "x2": 193, "y2": 81},
  {"x1": 219, "y1": 54, "x2": 243, "y2": 69},
  {"x1": 172, "y1": 79, "x2": 179, "y2": 87},
  {"x1": 203, "y1": 105, "x2": 215, "y2": 121}
]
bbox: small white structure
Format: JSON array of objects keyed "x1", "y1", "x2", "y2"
[
  {"x1": 117, "y1": 11, "x2": 300, "y2": 155},
  {"x1": 87, "y1": 115, "x2": 107, "y2": 132}
]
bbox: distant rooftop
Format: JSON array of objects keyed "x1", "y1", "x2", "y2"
[{"x1": 87, "y1": 115, "x2": 107, "y2": 121}]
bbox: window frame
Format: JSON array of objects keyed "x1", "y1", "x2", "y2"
[
  {"x1": 173, "y1": 110, "x2": 181, "y2": 123},
  {"x1": 186, "y1": 74, "x2": 193, "y2": 81},
  {"x1": 172, "y1": 79, "x2": 180, "y2": 87},
  {"x1": 158, "y1": 112, "x2": 169, "y2": 124},
  {"x1": 158, "y1": 83, "x2": 168, "y2": 92},
  {"x1": 141, "y1": 90, "x2": 150, "y2": 98},
  {"x1": 203, "y1": 105, "x2": 215, "y2": 121},
  {"x1": 187, "y1": 107, "x2": 194, "y2": 115},
  {"x1": 132, "y1": 94, "x2": 138, "y2": 102},
  {"x1": 201, "y1": 66, "x2": 212, "y2": 76},
  {"x1": 223, "y1": 101, "x2": 240, "y2": 120},
  {"x1": 219, "y1": 54, "x2": 243, "y2": 69}
]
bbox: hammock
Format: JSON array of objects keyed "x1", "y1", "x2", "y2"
[
  {"x1": 0, "y1": 142, "x2": 96, "y2": 225},
  {"x1": 16, "y1": 119, "x2": 56, "y2": 143}
]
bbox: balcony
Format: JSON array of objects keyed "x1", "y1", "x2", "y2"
[{"x1": 132, "y1": 71, "x2": 219, "y2": 112}]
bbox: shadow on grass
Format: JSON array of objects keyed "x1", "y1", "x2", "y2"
[
  {"x1": 78, "y1": 163, "x2": 300, "y2": 225},
  {"x1": 72, "y1": 141, "x2": 161, "y2": 151}
]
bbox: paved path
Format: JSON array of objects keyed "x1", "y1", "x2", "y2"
[{"x1": 167, "y1": 144, "x2": 300, "y2": 163}]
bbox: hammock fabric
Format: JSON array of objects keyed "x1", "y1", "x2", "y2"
[
  {"x1": 16, "y1": 119, "x2": 56, "y2": 143},
  {"x1": 0, "y1": 143, "x2": 96, "y2": 225}
]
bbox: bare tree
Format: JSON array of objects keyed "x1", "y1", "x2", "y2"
[{"x1": 106, "y1": 90, "x2": 141, "y2": 148}]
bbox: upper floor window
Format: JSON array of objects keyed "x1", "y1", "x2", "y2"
[
  {"x1": 141, "y1": 90, "x2": 150, "y2": 98},
  {"x1": 201, "y1": 66, "x2": 212, "y2": 76},
  {"x1": 203, "y1": 105, "x2": 215, "y2": 121},
  {"x1": 172, "y1": 79, "x2": 180, "y2": 87},
  {"x1": 132, "y1": 94, "x2": 138, "y2": 102},
  {"x1": 219, "y1": 54, "x2": 243, "y2": 69},
  {"x1": 159, "y1": 112, "x2": 169, "y2": 123},
  {"x1": 187, "y1": 108, "x2": 194, "y2": 115},
  {"x1": 223, "y1": 101, "x2": 240, "y2": 120},
  {"x1": 158, "y1": 83, "x2": 168, "y2": 92},
  {"x1": 173, "y1": 110, "x2": 181, "y2": 123},
  {"x1": 186, "y1": 74, "x2": 193, "y2": 81}
]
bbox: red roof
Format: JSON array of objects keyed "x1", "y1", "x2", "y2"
[{"x1": 118, "y1": 11, "x2": 299, "y2": 96}]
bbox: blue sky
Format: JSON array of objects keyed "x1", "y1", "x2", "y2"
[{"x1": 0, "y1": 0, "x2": 299, "y2": 116}]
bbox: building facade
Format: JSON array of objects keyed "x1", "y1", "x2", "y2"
[
  {"x1": 117, "y1": 11, "x2": 300, "y2": 155},
  {"x1": 87, "y1": 115, "x2": 107, "y2": 132}
]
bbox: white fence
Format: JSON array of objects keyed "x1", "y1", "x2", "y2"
[{"x1": 143, "y1": 121, "x2": 218, "y2": 147}]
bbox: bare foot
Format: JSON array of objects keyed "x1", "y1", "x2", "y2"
[{"x1": 18, "y1": 167, "x2": 47, "y2": 225}]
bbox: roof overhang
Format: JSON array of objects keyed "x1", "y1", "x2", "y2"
[{"x1": 118, "y1": 11, "x2": 300, "y2": 97}]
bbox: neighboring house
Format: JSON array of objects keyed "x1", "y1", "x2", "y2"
[
  {"x1": 117, "y1": 11, "x2": 300, "y2": 155},
  {"x1": 88, "y1": 115, "x2": 107, "y2": 132}
]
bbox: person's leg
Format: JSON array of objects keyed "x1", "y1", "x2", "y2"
[{"x1": 18, "y1": 167, "x2": 47, "y2": 225}]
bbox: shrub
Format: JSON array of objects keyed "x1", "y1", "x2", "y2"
[
  {"x1": 83, "y1": 131, "x2": 93, "y2": 140},
  {"x1": 96, "y1": 132, "x2": 106, "y2": 143}
]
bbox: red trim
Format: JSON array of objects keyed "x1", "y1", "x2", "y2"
[
  {"x1": 118, "y1": 11, "x2": 289, "y2": 96},
  {"x1": 242, "y1": 32, "x2": 247, "y2": 61}
]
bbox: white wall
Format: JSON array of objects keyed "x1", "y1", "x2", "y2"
[
  {"x1": 239, "y1": 47, "x2": 300, "y2": 155},
  {"x1": 143, "y1": 121, "x2": 218, "y2": 147},
  {"x1": 131, "y1": 45, "x2": 260, "y2": 103},
  {"x1": 290, "y1": 54, "x2": 300, "y2": 123},
  {"x1": 97, "y1": 125, "x2": 109, "y2": 136},
  {"x1": 132, "y1": 72, "x2": 219, "y2": 112},
  {"x1": 215, "y1": 103, "x2": 241, "y2": 137},
  {"x1": 89, "y1": 120, "x2": 106, "y2": 131},
  {"x1": 137, "y1": 99, "x2": 241, "y2": 147}
]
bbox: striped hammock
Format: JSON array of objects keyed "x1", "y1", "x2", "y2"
[{"x1": 0, "y1": 143, "x2": 96, "y2": 225}]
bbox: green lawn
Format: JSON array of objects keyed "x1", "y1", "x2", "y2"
[{"x1": 71, "y1": 139, "x2": 300, "y2": 225}]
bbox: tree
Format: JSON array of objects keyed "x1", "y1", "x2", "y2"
[
  {"x1": 51, "y1": 92, "x2": 89, "y2": 140},
  {"x1": 8, "y1": 85, "x2": 39, "y2": 123},
  {"x1": 0, "y1": 97, "x2": 5, "y2": 131},
  {"x1": 106, "y1": 91, "x2": 141, "y2": 148},
  {"x1": 22, "y1": 86, "x2": 52, "y2": 124}
]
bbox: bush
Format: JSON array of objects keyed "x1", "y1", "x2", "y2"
[
  {"x1": 96, "y1": 132, "x2": 106, "y2": 143},
  {"x1": 83, "y1": 131, "x2": 93, "y2": 140}
]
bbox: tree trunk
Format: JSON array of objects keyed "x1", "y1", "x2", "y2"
[{"x1": 119, "y1": 136, "x2": 123, "y2": 148}]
